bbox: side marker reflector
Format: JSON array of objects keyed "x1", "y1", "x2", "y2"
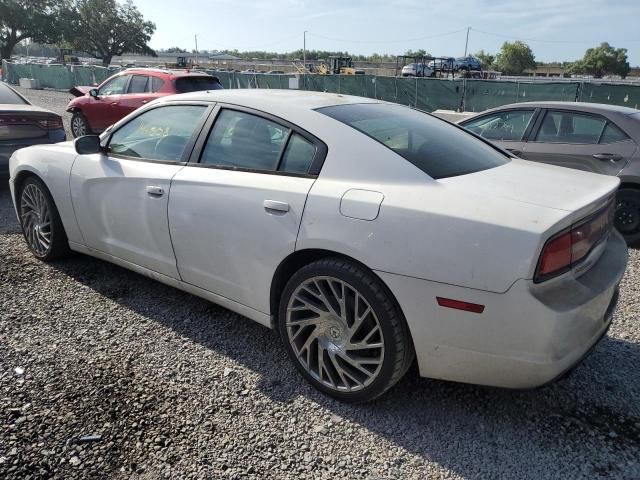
[{"x1": 436, "y1": 297, "x2": 485, "y2": 314}]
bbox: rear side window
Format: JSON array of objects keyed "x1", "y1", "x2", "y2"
[
  {"x1": 127, "y1": 75, "x2": 148, "y2": 94},
  {"x1": 535, "y1": 111, "x2": 606, "y2": 144},
  {"x1": 0, "y1": 84, "x2": 28, "y2": 104},
  {"x1": 318, "y1": 103, "x2": 508, "y2": 179},
  {"x1": 151, "y1": 77, "x2": 165, "y2": 92},
  {"x1": 280, "y1": 134, "x2": 316, "y2": 173},
  {"x1": 175, "y1": 76, "x2": 223, "y2": 93}
]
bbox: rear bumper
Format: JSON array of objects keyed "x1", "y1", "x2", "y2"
[
  {"x1": 376, "y1": 231, "x2": 628, "y2": 389},
  {"x1": 0, "y1": 130, "x2": 66, "y2": 174}
]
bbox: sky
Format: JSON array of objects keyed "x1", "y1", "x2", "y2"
[{"x1": 132, "y1": 0, "x2": 640, "y2": 65}]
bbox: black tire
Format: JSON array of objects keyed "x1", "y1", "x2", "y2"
[
  {"x1": 278, "y1": 257, "x2": 414, "y2": 402},
  {"x1": 615, "y1": 188, "x2": 640, "y2": 245},
  {"x1": 70, "y1": 111, "x2": 91, "y2": 138},
  {"x1": 18, "y1": 176, "x2": 70, "y2": 261}
]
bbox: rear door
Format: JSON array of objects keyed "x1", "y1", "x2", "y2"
[
  {"x1": 169, "y1": 105, "x2": 326, "y2": 314},
  {"x1": 70, "y1": 102, "x2": 211, "y2": 278},
  {"x1": 521, "y1": 109, "x2": 637, "y2": 175},
  {"x1": 462, "y1": 108, "x2": 538, "y2": 156}
]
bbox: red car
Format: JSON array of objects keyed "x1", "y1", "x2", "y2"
[{"x1": 67, "y1": 68, "x2": 223, "y2": 137}]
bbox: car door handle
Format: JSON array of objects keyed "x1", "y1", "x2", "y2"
[
  {"x1": 593, "y1": 153, "x2": 622, "y2": 161},
  {"x1": 111, "y1": 102, "x2": 119, "y2": 106},
  {"x1": 141, "y1": 100, "x2": 148, "y2": 104},
  {"x1": 146, "y1": 186, "x2": 164, "y2": 196},
  {"x1": 263, "y1": 200, "x2": 289, "y2": 213},
  {"x1": 506, "y1": 148, "x2": 521, "y2": 156}
]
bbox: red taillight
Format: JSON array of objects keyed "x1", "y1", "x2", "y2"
[
  {"x1": 37, "y1": 118, "x2": 63, "y2": 129},
  {"x1": 535, "y1": 202, "x2": 613, "y2": 282}
]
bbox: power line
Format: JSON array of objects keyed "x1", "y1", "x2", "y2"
[
  {"x1": 309, "y1": 28, "x2": 467, "y2": 45},
  {"x1": 471, "y1": 27, "x2": 640, "y2": 44}
]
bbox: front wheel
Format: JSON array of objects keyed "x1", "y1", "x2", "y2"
[
  {"x1": 278, "y1": 258, "x2": 414, "y2": 402},
  {"x1": 614, "y1": 188, "x2": 640, "y2": 245},
  {"x1": 70, "y1": 111, "x2": 91, "y2": 138},
  {"x1": 18, "y1": 176, "x2": 70, "y2": 261}
]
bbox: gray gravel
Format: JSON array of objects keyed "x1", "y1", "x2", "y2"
[{"x1": 1, "y1": 88, "x2": 640, "y2": 479}]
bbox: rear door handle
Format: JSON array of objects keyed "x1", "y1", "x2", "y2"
[
  {"x1": 593, "y1": 153, "x2": 622, "y2": 161},
  {"x1": 141, "y1": 100, "x2": 148, "y2": 104},
  {"x1": 111, "y1": 102, "x2": 119, "y2": 106},
  {"x1": 146, "y1": 185, "x2": 164, "y2": 196},
  {"x1": 263, "y1": 200, "x2": 289, "y2": 213},
  {"x1": 506, "y1": 148, "x2": 521, "y2": 156}
]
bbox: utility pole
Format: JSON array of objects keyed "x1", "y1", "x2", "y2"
[
  {"x1": 303, "y1": 30, "x2": 307, "y2": 72},
  {"x1": 194, "y1": 34, "x2": 199, "y2": 65},
  {"x1": 463, "y1": 27, "x2": 470, "y2": 57}
]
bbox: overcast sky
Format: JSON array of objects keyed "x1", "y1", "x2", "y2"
[{"x1": 132, "y1": 0, "x2": 640, "y2": 64}]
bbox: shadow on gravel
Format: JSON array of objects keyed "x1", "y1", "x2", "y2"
[{"x1": 45, "y1": 251, "x2": 640, "y2": 479}]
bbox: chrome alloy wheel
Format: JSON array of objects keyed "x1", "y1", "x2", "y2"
[
  {"x1": 286, "y1": 276, "x2": 385, "y2": 392},
  {"x1": 71, "y1": 115, "x2": 86, "y2": 137},
  {"x1": 20, "y1": 183, "x2": 52, "y2": 256}
]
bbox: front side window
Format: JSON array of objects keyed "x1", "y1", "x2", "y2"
[
  {"x1": 318, "y1": 103, "x2": 508, "y2": 179},
  {"x1": 99, "y1": 75, "x2": 129, "y2": 96},
  {"x1": 464, "y1": 110, "x2": 534, "y2": 141},
  {"x1": 109, "y1": 105, "x2": 207, "y2": 161},
  {"x1": 127, "y1": 75, "x2": 149, "y2": 94},
  {"x1": 201, "y1": 110, "x2": 289, "y2": 171},
  {"x1": 535, "y1": 111, "x2": 606, "y2": 144}
]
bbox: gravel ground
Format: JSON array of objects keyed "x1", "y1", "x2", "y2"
[{"x1": 1, "y1": 88, "x2": 640, "y2": 480}]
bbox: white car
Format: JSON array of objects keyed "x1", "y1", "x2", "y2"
[
  {"x1": 8, "y1": 90, "x2": 627, "y2": 402},
  {"x1": 401, "y1": 63, "x2": 433, "y2": 77}
]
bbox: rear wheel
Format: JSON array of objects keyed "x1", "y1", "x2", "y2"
[
  {"x1": 70, "y1": 111, "x2": 91, "y2": 138},
  {"x1": 614, "y1": 188, "x2": 640, "y2": 245},
  {"x1": 278, "y1": 258, "x2": 414, "y2": 402},
  {"x1": 18, "y1": 177, "x2": 70, "y2": 261}
]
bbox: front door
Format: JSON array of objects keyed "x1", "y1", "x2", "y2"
[
  {"x1": 169, "y1": 107, "x2": 323, "y2": 314},
  {"x1": 522, "y1": 109, "x2": 637, "y2": 175},
  {"x1": 83, "y1": 74, "x2": 131, "y2": 131},
  {"x1": 70, "y1": 103, "x2": 210, "y2": 278}
]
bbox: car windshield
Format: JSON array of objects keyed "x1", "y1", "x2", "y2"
[
  {"x1": 0, "y1": 84, "x2": 29, "y2": 104},
  {"x1": 175, "y1": 76, "x2": 223, "y2": 93},
  {"x1": 317, "y1": 103, "x2": 509, "y2": 179}
]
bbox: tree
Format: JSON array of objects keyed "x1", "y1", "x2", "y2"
[
  {"x1": 404, "y1": 49, "x2": 429, "y2": 58},
  {"x1": 475, "y1": 50, "x2": 495, "y2": 70},
  {"x1": 164, "y1": 46, "x2": 187, "y2": 54},
  {"x1": 69, "y1": 0, "x2": 156, "y2": 66},
  {"x1": 569, "y1": 42, "x2": 630, "y2": 78},
  {"x1": 494, "y1": 41, "x2": 536, "y2": 75},
  {"x1": 0, "y1": 0, "x2": 73, "y2": 59}
]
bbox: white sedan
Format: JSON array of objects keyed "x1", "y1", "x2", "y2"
[{"x1": 8, "y1": 90, "x2": 628, "y2": 402}]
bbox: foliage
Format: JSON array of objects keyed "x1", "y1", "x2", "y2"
[
  {"x1": 474, "y1": 50, "x2": 495, "y2": 70},
  {"x1": 68, "y1": 0, "x2": 156, "y2": 66},
  {"x1": 494, "y1": 41, "x2": 536, "y2": 75},
  {"x1": 163, "y1": 46, "x2": 187, "y2": 53},
  {"x1": 569, "y1": 42, "x2": 630, "y2": 78},
  {"x1": 0, "y1": 0, "x2": 73, "y2": 59}
]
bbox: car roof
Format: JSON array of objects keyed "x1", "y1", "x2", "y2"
[
  {"x1": 479, "y1": 101, "x2": 639, "y2": 116},
  {"x1": 122, "y1": 68, "x2": 214, "y2": 78},
  {"x1": 157, "y1": 89, "x2": 382, "y2": 117}
]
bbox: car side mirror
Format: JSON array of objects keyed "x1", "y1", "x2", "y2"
[
  {"x1": 89, "y1": 88, "x2": 99, "y2": 98},
  {"x1": 75, "y1": 135, "x2": 102, "y2": 155}
]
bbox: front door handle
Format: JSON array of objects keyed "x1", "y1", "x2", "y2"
[
  {"x1": 506, "y1": 148, "x2": 521, "y2": 156},
  {"x1": 593, "y1": 153, "x2": 622, "y2": 161},
  {"x1": 111, "y1": 102, "x2": 119, "y2": 106},
  {"x1": 263, "y1": 200, "x2": 289, "y2": 213},
  {"x1": 146, "y1": 185, "x2": 164, "y2": 196}
]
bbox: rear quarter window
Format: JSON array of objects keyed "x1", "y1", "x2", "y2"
[{"x1": 317, "y1": 103, "x2": 508, "y2": 179}]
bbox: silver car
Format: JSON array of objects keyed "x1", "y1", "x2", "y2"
[
  {"x1": 401, "y1": 63, "x2": 433, "y2": 77},
  {"x1": 460, "y1": 101, "x2": 640, "y2": 244}
]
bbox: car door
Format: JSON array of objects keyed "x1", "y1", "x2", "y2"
[
  {"x1": 169, "y1": 105, "x2": 326, "y2": 314},
  {"x1": 70, "y1": 102, "x2": 211, "y2": 278},
  {"x1": 462, "y1": 108, "x2": 538, "y2": 156},
  {"x1": 521, "y1": 109, "x2": 637, "y2": 175},
  {"x1": 82, "y1": 74, "x2": 131, "y2": 131},
  {"x1": 116, "y1": 74, "x2": 153, "y2": 118}
]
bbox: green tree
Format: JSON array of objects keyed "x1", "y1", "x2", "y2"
[
  {"x1": 69, "y1": 0, "x2": 156, "y2": 66},
  {"x1": 0, "y1": 0, "x2": 73, "y2": 59},
  {"x1": 404, "y1": 49, "x2": 429, "y2": 58},
  {"x1": 494, "y1": 41, "x2": 536, "y2": 75},
  {"x1": 475, "y1": 49, "x2": 495, "y2": 70},
  {"x1": 569, "y1": 42, "x2": 630, "y2": 78},
  {"x1": 164, "y1": 46, "x2": 187, "y2": 54}
]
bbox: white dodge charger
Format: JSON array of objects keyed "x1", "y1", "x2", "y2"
[{"x1": 9, "y1": 90, "x2": 628, "y2": 402}]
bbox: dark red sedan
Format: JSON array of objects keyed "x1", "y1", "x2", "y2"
[{"x1": 66, "y1": 68, "x2": 223, "y2": 137}]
